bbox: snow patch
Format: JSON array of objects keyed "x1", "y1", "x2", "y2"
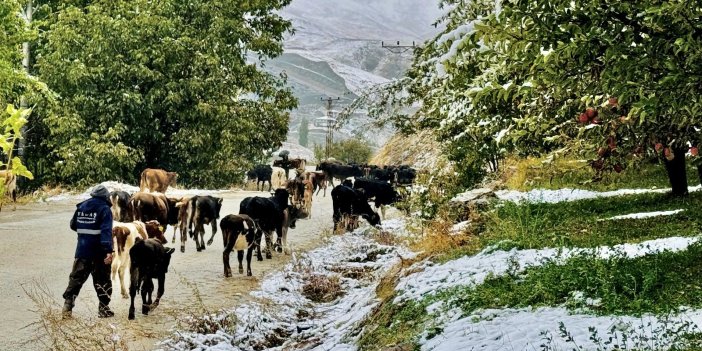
[
  {"x1": 496, "y1": 185, "x2": 702, "y2": 204},
  {"x1": 604, "y1": 209, "x2": 685, "y2": 221},
  {"x1": 395, "y1": 236, "x2": 700, "y2": 302},
  {"x1": 421, "y1": 307, "x2": 702, "y2": 351}
]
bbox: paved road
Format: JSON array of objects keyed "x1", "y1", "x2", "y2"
[{"x1": 0, "y1": 189, "x2": 335, "y2": 350}]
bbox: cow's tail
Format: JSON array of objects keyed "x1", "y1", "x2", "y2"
[
  {"x1": 139, "y1": 171, "x2": 147, "y2": 192},
  {"x1": 187, "y1": 197, "x2": 196, "y2": 238}
]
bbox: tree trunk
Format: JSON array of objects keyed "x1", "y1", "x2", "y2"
[
  {"x1": 663, "y1": 147, "x2": 688, "y2": 196},
  {"x1": 696, "y1": 164, "x2": 702, "y2": 187}
]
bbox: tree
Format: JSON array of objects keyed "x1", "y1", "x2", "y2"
[
  {"x1": 378, "y1": 0, "x2": 702, "y2": 196},
  {"x1": 315, "y1": 138, "x2": 373, "y2": 164},
  {"x1": 0, "y1": 0, "x2": 34, "y2": 106},
  {"x1": 0, "y1": 105, "x2": 34, "y2": 205},
  {"x1": 33, "y1": 0, "x2": 296, "y2": 187},
  {"x1": 298, "y1": 117, "x2": 309, "y2": 147}
]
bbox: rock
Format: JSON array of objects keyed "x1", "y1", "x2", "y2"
[
  {"x1": 448, "y1": 187, "x2": 496, "y2": 222},
  {"x1": 449, "y1": 187, "x2": 496, "y2": 203}
]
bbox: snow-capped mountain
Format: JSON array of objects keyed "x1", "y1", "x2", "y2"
[{"x1": 269, "y1": 0, "x2": 444, "y2": 149}]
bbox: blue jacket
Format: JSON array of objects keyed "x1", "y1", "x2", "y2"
[{"x1": 70, "y1": 197, "x2": 113, "y2": 259}]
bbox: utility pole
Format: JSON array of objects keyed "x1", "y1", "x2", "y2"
[{"x1": 321, "y1": 96, "x2": 340, "y2": 160}]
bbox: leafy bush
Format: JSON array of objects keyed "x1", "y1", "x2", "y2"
[{"x1": 314, "y1": 138, "x2": 373, "y2": 164}]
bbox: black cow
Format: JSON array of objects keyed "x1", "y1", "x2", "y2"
[
  {"x1": 353, "y1": 178, "x2": 399, "y2": 219},
  {"x1": 331, "y1": 185, "x2": 381, "y2": 232},
  {"x1": 316, "y1": 161, "x2": 364, "y2": 187},
  {"x1": 369, "y1": 166, "x2": 395, "y2": 182},
  {"x1": 239, "y1": 189, "x2": 308, "y2": 259},
  {"x1": 186, "y1": 195, "x2": 224, "y2": 252},
  {"x1": 220, "y1": 214, "x2": 257, "y2": 276},
  {"x1": 128, "y1": 238, "x2": 175, "y2": 320},
  {"x1": 247, "y1": 164, "x2": 273, "y2": 191},
  {"x1": 395, "y1": 166, "x2": 417, "y2": 185},
  {"x1": 110, "y1": 190, "x2": 133, "y2": 222}
]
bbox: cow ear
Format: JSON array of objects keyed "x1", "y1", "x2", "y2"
[
  {"x1": 166, "y1": 247, "x2": 175, "y2": 255},
  {"x1": 217, "y1": 198, "x2": 223, "y2": 205}
]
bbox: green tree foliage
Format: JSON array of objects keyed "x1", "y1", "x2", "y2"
[
  {"x1": 298, "y1": 117, "x2": 309, "y2": 148},
  {"x1": 0, "y1": 0, "x2": 33, "y2": 105},
  {"x1": 314, "y1": 138, "x2": 373, "y2": 164},
  {"x1": 370, "y1": 0, "x2": 702, "y2": 195},
  {"x1": 0, "y1": 105, "x2": 34, "y2": 203},
  {"x1": 34, "y1": 0, "x2": 296, "y2": 187}
]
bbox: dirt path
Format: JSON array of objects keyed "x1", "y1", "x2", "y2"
[{"x1": 0, "y1": 189, "x2": 335, "y2": 350}]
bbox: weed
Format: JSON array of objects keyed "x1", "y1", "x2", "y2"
[
  {"x1": 22, "y1": 281, "x2": 129, "y2": 351},
  {"x1": 301, "y1": 274, "x2": 344, "y2": 303}
]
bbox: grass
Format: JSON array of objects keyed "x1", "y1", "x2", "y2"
[
  {"x1": 440, "y1": 241, "x2": 702, "y2": 317},
  {"x1": 501, "y1": 156, "x2": 700, "y2": 192},
  {"x1": 359, "y1": 155, "x2": 702, "y2": 349},
  {"x1": 436, "y1": 191, "x2": 702, "y2": 262}
]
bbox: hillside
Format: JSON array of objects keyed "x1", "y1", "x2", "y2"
[{"x1": 371, "y1": 130, "x2": 447, "y2": 170}]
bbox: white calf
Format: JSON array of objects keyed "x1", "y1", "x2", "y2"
[{"x1": 111, "y1": 221, "x2": 147, "y2": 298}]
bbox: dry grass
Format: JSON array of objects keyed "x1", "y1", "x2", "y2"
[
  {"x1": 22, "y1": 281, "x2": 129, "y2": 351},
  {"x1": 301, "y1": 274, "x2": 344, "y2": 303},
  {"x1": 370, "y1": 130, "x2": 446, "y2": 170}
]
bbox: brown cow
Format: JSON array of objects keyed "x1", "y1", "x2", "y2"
[
  {"x1": 139, "y1": 168, "x2": 178, "y2": 193},
  {"x1": 0, "y1": 170, "x2": 17, "y2": 212},
  {"x1": 129, "y1": 192, "x2": 180, "y2": 233},
  {"x1": 302, "y1": 180, "x2": 313, "y2": 218}
]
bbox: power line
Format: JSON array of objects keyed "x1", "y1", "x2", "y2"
[{"x1": 320, "y1": 96, "x2": 341, "y2": 160}]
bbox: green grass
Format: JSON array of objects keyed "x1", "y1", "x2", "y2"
[
  {"x1": 438, "y1": 191, "x2": 702, "y2": 262},
  {"x1": 504, "y1": 157, "x2": 700, "y2": 192},
  {"x1": 357, "y1": 298, "x2": 429, "y2": 351},
  {"x1": 440, "y1": 242, "x2": 702, "y2": 317}
]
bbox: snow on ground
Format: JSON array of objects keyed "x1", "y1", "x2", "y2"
[
  {"x1": 394, "y1": 236, "x2": 700, "y2": 303},
  {"x1": 161, "y1": 225, "x2": 407, "y2": 351},
  {"x1": 603, "y1": 209, "x2": 685, "y2": 221},
  {"x1": 421, "y1": 306, "x2": 702, "y2": 351},
  {"x1": 43, "y1": 181, "x2": 228, "y2": 202},
  {"x1": 496, "y1": 185, "x2": 702, "y2": 204}
]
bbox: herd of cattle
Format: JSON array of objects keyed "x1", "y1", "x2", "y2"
[{"x1": 90, "y1": 161, "x2": 416, "y2": 319}]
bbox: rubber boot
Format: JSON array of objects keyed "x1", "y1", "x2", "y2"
[
  {"x1": 62, "y1": 296, "x2": 75, "y2": 319},
  {"x1": 98, "y1": 304, "x2": 114, "y2": 318}
]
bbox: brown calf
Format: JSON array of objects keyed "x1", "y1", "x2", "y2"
[{"x1": 139, "y1": 168, "x2": 178, "y2": 193}]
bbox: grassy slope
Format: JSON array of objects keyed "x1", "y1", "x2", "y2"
[{"x1": 359, "y1": 157, "x2": 702, "y2": 350}]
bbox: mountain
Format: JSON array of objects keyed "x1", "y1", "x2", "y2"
[{"x1": 266, "y1": 0, "x2": 444, "y2": 153}]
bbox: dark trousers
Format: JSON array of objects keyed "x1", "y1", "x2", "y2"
[{"x1": 62, "y1": 257, "x2": 112, "y2": 307}]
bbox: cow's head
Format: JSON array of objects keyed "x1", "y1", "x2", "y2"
[
  {"x1": 286, "y1": 205, "x2": 308, "y2": 229},
  {"x1": 166, "y1": 197, "x2": 182, "y2": 225},
  {"x1": 144, "y1": 220, "x2": 167, "y2": 244},
  {"x1": 167, "y1": 172, "x2": 178, "y2": 186},
  {"x1": 214, "y1": 197, "x2": 223, "y2": 218},
  {"x1": 162, "y1": 247, "x2": 175, "y2": 273},
  {"x1": 362, "y1": 212, "x2": 381, "y2": 227}
]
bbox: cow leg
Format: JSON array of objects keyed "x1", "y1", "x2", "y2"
[
  {"x1": 142, "y1": 279, "x2": 153, "y2": 315},
  {"x1": 223, "y1": 230, "x2": 233, "y2": 277},
  {"x1": 237, "y1": 250, "x2": 244, "y2": 274},
  {"x1": 381, "y1": 205, "x2": 386, "y2": 220},
  {"x1": 195, "y1": 224, "x2": 204, "y2": 251},
  {"x1": 118, "y1": 260, "x2": 129, "y2": 298},
  {"x1": 255, "y1": 230, "x2": 264, "y2": 261},
  {"x1": 263, "y1": 230, "x2": 273, "y2": 259},
  {"x1": 151, "y1": 275, "x2": 165, "y2": 311},
  {"x1": 281, "y1": 226, "x2": 290, "y2": 255},
  {"x1": 246, "y1": 245, "x2": 254, "y2": 276},
  {"x1": 171, "y1": 226, "x2": 177, "y2": 244},
  {"x1": 128, "y1": 267, "x2": 139, "y2": 320},
  {"x1": 206, "y1": 220, "x2": 217, "y2": 246}
]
